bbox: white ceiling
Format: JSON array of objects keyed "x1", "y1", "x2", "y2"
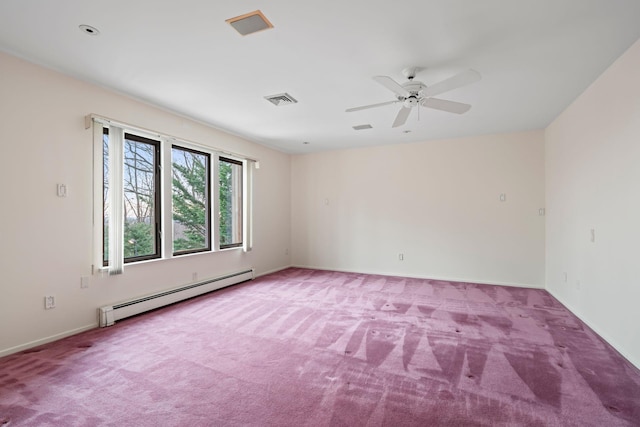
[{"x1": 1, "y1": 1, "x2": 639, "y2": 154}]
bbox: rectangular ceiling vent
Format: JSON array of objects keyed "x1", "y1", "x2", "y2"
[
  {"x1": 353, "y1": 124, "x2": 373, "y2": 130},
  {"x1": 264, "y1": 93, "x2": 298, "y2": 106},
  {"x1": 226, "y1": 10, "x2": 273, "y2": 36}
]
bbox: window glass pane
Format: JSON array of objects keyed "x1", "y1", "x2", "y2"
[
  {"x1": 122, "y1": 134, "x2": 160, "y2": 261},
  {"x1": 219, "y1": 157, "x2": 243, "y2": 248},
  {"x1": 172, "y1": 146, "x2": 210, "y2": 254}
]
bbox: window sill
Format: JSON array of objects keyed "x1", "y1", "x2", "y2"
[{"x1": 97, "y1": 247, "x2": 244, "y2": 274}]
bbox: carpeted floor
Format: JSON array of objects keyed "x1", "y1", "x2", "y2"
[{"x1": 1, "y1": 268, "x2": 639, "y2": 426}]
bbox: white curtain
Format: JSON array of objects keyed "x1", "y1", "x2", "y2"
[
  {"x1": 243, "y1": 160, "x2": 255, "y2": 252},
  {"x1": 108, "y1": 126, "x2": 125, "y2": 274},
  {"x1": 92, "y1": 121, "x2": 104, "y2": 273}
]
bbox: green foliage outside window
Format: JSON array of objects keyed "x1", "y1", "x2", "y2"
[
  {"x1": 219, "y1": 160, "x2": 233, "y2": 246},
  {"x1": 219, "y1": 158, "x2": 242, "y2": 248},
  {"x1": 172, "y1": 148, "x2": 209, "y2": 253}
]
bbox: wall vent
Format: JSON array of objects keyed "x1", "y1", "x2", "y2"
[
  {"x1": 264, "y1": 93, "x2": 298, "y2": 106},
  {"x1": 353, "y1": 124, "x2": 373, "y2": 130},
  {"x1": 226, "y1": 10, "x2": 273, "y2": 36}
]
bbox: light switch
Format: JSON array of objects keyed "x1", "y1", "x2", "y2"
[{"x1": 57, "y1": 184, "x2": 67, "y2": 197}]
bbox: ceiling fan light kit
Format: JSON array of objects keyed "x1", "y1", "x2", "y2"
[{"x1": 347, "y1": 68, "x2": 481, "y2": 128}]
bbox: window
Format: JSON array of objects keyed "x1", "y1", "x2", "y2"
[
  {"x1": 93, "y1": 117, "x2": 253, "y2": 272},
  {"x1": 219, "y1": 157, "x2": 243, "y2": 249},
  {"x1": 172, "y1": 146, "x2": 211, "y2": 255},
  {"x1": 103, "y1": 129, "x2": 161, "y2": 264}
]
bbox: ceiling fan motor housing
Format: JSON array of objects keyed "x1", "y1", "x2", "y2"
[
  {"x1": 401, "y1": 81, "x2": 426, "y2": 108},
  {"x1": 403, "y1": 81, "x2": 426, "y2": 94}
]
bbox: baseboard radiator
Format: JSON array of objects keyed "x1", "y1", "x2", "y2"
[{"x1": 98, "y1": 269, "x2": 254, "y2": 327}]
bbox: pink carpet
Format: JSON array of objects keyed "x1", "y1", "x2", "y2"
[{"x1": 1, "y1": 268, "x2": 639, "y2": 426}]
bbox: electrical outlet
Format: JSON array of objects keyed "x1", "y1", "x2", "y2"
[
  {"x1": 81, "y1": 276, "x2": 89, "y2": 289},
  {"x1": 44, "y1": 295, "x2": 56, "y2": 309}
]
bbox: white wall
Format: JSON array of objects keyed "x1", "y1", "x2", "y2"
[
  {"x1": 291, "y1": 131, "x2": 545, "y2": 287},
  {"x1": 0, "y1": 52, "x2": 291, "y2": 356},
  {"x1": 545, "y1": 40, "x2": 640, "y2": 367}
]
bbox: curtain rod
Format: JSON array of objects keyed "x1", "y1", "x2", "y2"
[{"x1": 85, "y1": 114, "x2": 259, "y2": 164}]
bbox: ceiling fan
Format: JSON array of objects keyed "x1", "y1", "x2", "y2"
[{"x1": 346, "y1": 67, "x2": 481, "y2": 128}]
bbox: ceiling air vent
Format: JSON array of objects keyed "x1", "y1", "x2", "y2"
[
  {"x1": 353, "y1": 124, "x2": 373, "y2": 130},
  {"x1": 264, "y1": 93, "x2": 298, "y2": 106},
  {"x1": 226, "y1": 10, "x2": 273, "y2": 36}
]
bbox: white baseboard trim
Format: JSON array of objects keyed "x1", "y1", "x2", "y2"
[
  {"x1": 546, "y1": 288, "x2": 639, "y2": 370},
  {"x1": 290, "y1": 264, "x2": 543, "y2": 289},
  {"x1": 0, "y1": 323, "x2": 98, "y2": 358}
]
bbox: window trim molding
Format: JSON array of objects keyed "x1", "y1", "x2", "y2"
[{"x1": 86, "y1": 114, "x2": 258, "y2": 163}]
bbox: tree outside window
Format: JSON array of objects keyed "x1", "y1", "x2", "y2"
[
  {"x1": 219, "y1": 157, "x2": 243, "y2": 248},
  {"x1": 172, "y1": 146, "x2": 210, "y2": 255}
]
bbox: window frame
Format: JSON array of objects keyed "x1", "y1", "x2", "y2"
[
  {"x1": 218, "y1": 156, "x2": 244, "y2": 250},
  {"x1": 171, "y1": 144, "x2": 212, "y2": 257},
  {"x1": 103, "y1": 128, "x2": 162, "y2": 266}
]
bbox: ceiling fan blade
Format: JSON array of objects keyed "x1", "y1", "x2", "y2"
[
  {"x1": 373, "y1": 76, "x2": 410, "y2": 98},
  {"x1": 422, "y1": 98, "x2": 472, "y2": 114},
  {"x1": 345, "y1": 100, "x2": 398, "y2": 112},
  {"x1": 392, "y1": 106, "x2": 412, "y2": 128},
  {"x1": 423, "y1": 69, "x2": 481, "y2": 98}
]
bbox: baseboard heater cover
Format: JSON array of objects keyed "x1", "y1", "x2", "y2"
[{"x1": 98, "y1": 269, "x2": 254, "y2": 327}]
